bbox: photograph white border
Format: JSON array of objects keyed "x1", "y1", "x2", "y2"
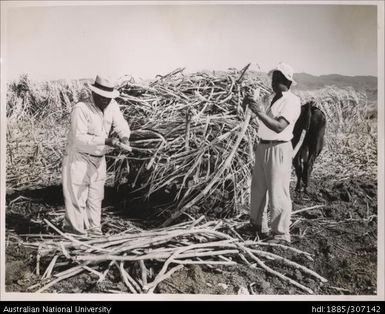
[{"x1": 0, "y1": 0, "x2": 384, "y2": 302}]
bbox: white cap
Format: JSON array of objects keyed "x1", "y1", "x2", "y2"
[{"x1": 268, "y1": 62, "x2": 297, "y2": 86}]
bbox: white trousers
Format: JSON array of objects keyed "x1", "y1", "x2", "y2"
[
  {"x1": 62, "y1": 152, "x2": 106, "y2": 235},
  {"x1": 250, "y1": 142, "x2": 293, "y2": 242}
]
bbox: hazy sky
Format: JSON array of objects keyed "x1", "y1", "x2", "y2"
[{"x1": 3, "y1": 2, "x2": 378, "y2": 81}]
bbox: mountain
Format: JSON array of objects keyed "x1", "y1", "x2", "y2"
[
  {"x1": 292, "y1": 73, "x2": 377, "y2": 101},
  {"x1": 50, "y1": 72, "x2": 378, "y2": 102}
]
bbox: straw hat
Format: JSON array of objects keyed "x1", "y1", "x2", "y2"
[
  {"x1": 87, "y1": 75, "x2": 119, "y2": 98},
  {"x1": 268, "y1": 62, "x2": 297, "y2": 86}
]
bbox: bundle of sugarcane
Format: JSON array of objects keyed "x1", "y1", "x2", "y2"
[
  {"x1": 23, "y1": 215, "x2": 327, "y2": 294},
  {"x1": 6, "y1": 69, "x2": 375, "y2": 220},
  {"x1": 6, "y1": 76, "x2": 90, "y2": 190},
  {"x1": 110, "y1": 66, "x2": 272, "y2": 224},
  {"x1": 295, "y1": 86, "x2": 377, "y2": 179}
]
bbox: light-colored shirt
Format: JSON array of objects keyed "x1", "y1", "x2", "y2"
[
  {"x1": 257, "y1": 90, "x2": 301, "y2": 141},
  {"x1": 65, "y1": 99, "x2": 131, "y2": 156}
]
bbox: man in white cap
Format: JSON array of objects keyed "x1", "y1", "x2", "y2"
[
  {"x1": 62, "y1": 75, "x2": 131, "y2": 236},
  {"x1": 245, "y1": 62, "x2": 301, "y2": 244}
]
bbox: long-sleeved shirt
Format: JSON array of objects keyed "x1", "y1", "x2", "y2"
[
  {"x1": 65, "y1": 99, "x2": 131, "y2": 156},
  {"x1": 257, "y1": 90, "x2": 301, "y2": 141}
]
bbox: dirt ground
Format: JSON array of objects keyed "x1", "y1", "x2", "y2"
[{"x1": 5, "y1": 172, "x2": 377, "y2": 295}]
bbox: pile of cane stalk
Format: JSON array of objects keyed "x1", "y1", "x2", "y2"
[
  {"x1": 6, "y1": 76, "x2": 89, "y2": 190},
  {"x1": 22, "y1": 215, "x2": 327, "y2": 294},
  {"x1": 6, "y1": 68, "x2": 376, "y2": 223},
  {"x1": 111, "y1": 66, "x2": 271, "y2": 224},
  {"x1": 295, "y1": 86, "x2": 377, "y2": 179}
]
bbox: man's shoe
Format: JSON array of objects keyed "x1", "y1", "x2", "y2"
[
  {"x1": 87, "y1": 227, "x2": 104, "y2": 238},
  {"x1": 265, "y1": 237, "x2": 291, "y2": 245},
  {"x1": 257, "y1": 232, "x2": 271, "y2": 241},
  {"x1": 62, "y1": 225, "x2": 87, "y2": 236}
]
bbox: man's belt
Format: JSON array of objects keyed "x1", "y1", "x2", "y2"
[
  {"x1": 83, "y1": 153, "x2": 104, "y2": 158},
  {"x1": 260, "y1": 139, "x2": 288, "y2": 144}
]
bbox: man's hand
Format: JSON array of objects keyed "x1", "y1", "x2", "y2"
[
  {"x1": 248, "y1": 101, "x2": 263, "y2": 115},
  {"x1": 119, "y1": 137, "x2": 132, "y2": 152},
  {"x1": 244, "y1": 88, "x2": 263, "y2": 115},
  {"x1": 105, "y1": 137, "x2": 120, "y2": 148},
  {"x1": 121, "y1": 137, "x2": 130, "y2": 145},
  {"x1": 252, "y1": 88, "x2": 261, "y2": 102}
]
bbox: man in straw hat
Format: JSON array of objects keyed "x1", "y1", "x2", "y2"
[
  {"x1": 245, "y1": 62, "x2": 301, "y2": 244},
  {"x1": 62, "y1": 75, "x2": 131, "y2": 237}
]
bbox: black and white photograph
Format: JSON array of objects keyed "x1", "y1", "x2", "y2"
[{"x1": 0, "y1": 0, "x2": 383, "y2": 301}]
